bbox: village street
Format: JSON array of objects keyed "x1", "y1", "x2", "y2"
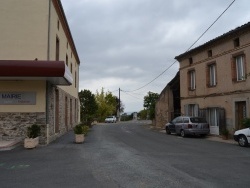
[{"x1": 0, "y1": 121, "x2": 250, "y2": 188}]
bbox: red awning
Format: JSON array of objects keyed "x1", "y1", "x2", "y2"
[{"x1": 0, "y1": 60, "x2": 73, "y2": 85}]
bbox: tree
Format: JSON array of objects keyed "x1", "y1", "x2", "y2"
[
  {"x1": 95, "y1": 88, "x2": 119, "y2": 121},
  {"x1": 143, "y1": 91, "x2": 159, "y2": 120},
  {"x1": 138, "y1": 109, "x2": 148, "y2": 120},
  {"x1": 79, "y1": 89, "x2": 98, "y2": 126}
]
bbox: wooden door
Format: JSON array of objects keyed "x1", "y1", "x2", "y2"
[{"x1": 235, "y1": 101, "x2": 246, "y2": 130}]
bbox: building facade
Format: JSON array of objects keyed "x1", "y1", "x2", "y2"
[
  {"x1": 175, "y1": 22, "x2": 250, "y2": 135},
  {"x1": 0, "y1": 0, "x2": 80, "y2": 144},
  {"x1": 155, "y1": 72, "x2": 180, "y2": 129}
]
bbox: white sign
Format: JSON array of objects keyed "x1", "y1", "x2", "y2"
[{"x1": 0, "y1": 92, "x2": 36, "y2": 105}]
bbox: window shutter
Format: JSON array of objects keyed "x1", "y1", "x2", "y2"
[
  {"x1": 218, "y1": 108, "x2": 226, "y2": 133},
  {"x1": 231, "y1": 58, "x2": 236, "y2": 82},
  {"x1": 194, "y1": 104, "x2": 199, "y2": 116},
  {"x1": 206, "y1": 65, "x2": 209, "y2": 87},
  {"x1": 199, "y1": 108, "x2": 206, "y2": 118},
  {"x1": 184, "y1": 104, "x2": 188, "y2": 116}
]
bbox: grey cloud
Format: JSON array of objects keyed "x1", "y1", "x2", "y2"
[{"x1": 62, "y1": 0, "x2": 250, "y2": 111}]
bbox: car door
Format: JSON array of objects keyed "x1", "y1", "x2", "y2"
[
  {"x1": 175, "y1": 117, "x2": 183, "y2": 134},
  {"x1": 168, "y1": 117, "x2": 177, "y2": 133},
  {"x1": 246, "y1": 128, "x2": 250, "y2": 143}
]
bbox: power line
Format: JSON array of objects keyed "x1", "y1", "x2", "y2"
[
  {"x1": 123, "y1": 0, "x2": 236, "y2": 93},
  {"x1": 121, "y1": 90, "x2": 143, "y2": 101}
]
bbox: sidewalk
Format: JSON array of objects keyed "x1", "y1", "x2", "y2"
[
  {"x1": 0, "y1": 138, "x2": 22, "y2": 151},
  {"x1": 205, "y1": 135, "x2": 236, "y2": 144},
  {"x1": 156, "y1": 127, "x2": 236, "y2": 145}
]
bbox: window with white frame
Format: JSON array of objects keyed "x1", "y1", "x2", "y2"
[
  {"x1": 184, "y1": 104, "x2": 198, "y2": 116},
  {"x1": 208, "y1": 108, "x2": 219, "y2": 127},
  {"x1": 209, "y1": 64, "x2": 216, "y2": 86},
  {"x1": 235, "y1": 55, "x2": 245, "y2": 81},
  {"x1": 188, "y1": 70, "x2": 196, "y2": 90}
]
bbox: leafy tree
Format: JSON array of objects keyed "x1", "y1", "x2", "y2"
[
  {"x1": 143, "y1": 91, "x2": 159, "y2": 120},
  {"x1": 79, "y1": 89, "x2": 98, "y2": 126},
  {"x1": 95, "y1": 88, "x2": 119, "y2": 121},
  {"x1": 138, "y1": 109, "x2": 148, "y2": 120}
]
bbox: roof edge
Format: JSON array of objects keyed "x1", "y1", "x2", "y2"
[{"x1": 175, "y1": 21, "x2": 250, "y2": 61}]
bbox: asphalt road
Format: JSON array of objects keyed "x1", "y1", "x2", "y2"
[{"x1": 0, "y1": 121, "x2": 250, "y2": 188}]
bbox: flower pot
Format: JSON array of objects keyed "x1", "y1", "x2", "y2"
[
  {"x1": 24, "y1": 137, "x2": 39, "y2": 149},
  {"x1": 75, "y1": 134, "x2": 84, "y2": 143}
]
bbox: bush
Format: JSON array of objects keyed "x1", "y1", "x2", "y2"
[
  {"x1": 241, "y1": 118, "x2": 250, "y2": 128},
  {"x1": 74, "y1": 124, "x2": 84, "y2": 134},
  {"x1": 74, "y1": 124, "x2": 89, "y2": 135},
  {"x1": 82, "y1": 125, "x2": 89, "y2": 135},
  {"x1": 27, "y1": 124, "x2": 41, "y2": 138}
]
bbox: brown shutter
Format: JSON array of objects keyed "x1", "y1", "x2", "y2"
[
  {"x1": 231, "y1": 57, "x2": 236, "y2": 82},
  {"x1": 206, "y1": 65, "x2": 209, "y2": 87}
]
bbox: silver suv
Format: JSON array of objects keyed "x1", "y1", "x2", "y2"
[{"x1": 165, "y1": 116, "x2": 210, "y2": 137}]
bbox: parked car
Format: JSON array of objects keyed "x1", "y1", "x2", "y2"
[
  {"x1": 165, "y1": 116, "x2": 210, "y2": 137},
  {"x1": 234, "y1": 127, "x2": 250, "y2": 147},
  {"x1": 105, "y1": 116, "x2": 117, "y2": 123}
]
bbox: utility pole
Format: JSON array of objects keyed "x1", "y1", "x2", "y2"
[{"x1": 118, "y1": 88, "x2": 121, "y2": 121}]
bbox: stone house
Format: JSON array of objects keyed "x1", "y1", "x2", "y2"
[
  {"x1": 175, "y1": 22, "x2": 250, "y2": 135},
  {"x1": 0, "y1": 0, "x2": 80, "y2": 144},
  {"x1": 155, "y1": 72, "x2": 180, "y2": 129}
]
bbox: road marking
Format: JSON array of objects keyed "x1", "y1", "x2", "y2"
[{"x1": 0, "y1": 163, "x2": 30, "y2": 170}]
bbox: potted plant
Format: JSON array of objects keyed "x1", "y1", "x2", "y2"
[
  {"x1": 74, "y1": 124, "x2": 84, "y2": 143},
  {"x1": 74, "y1": 124, "x2": 89, "y2": 143},
  {"x1": 24, "y1": 124, "x2": 41, "y2": 149}
]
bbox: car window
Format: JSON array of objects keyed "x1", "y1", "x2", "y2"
[
  {"x1": 176, "y1": 117, "x2": 183, "y2": 123},
  {"x1": 172, "y1": 117, "x2": 178, "y2": 123},
  {"x1": 183, "y1": 118, "x2": 189, "y2": 123},
  {"x1": 190, "y1": 117, "x2": 207, "y2": 123}
]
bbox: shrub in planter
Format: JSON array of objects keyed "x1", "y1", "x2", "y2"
[
  {"x1": 24, "y1": 124, "x2": 41, "y2": 149},
  {"x1": 74, "y1": 124, "x2": 87, "y2": 143},
  {"x1": 82, "y1": 125, "x2": 89, "y2": 136},
  {"x1": 27, "y1": 124, "x2": 41, "y2": 138},
  {"x1": 74, "y1": 124, "x2": 84, "y2": 135}
]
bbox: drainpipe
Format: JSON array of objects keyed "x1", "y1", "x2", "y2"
[
  {"x1": 46, "y1": 124, "x2": 49, "y2": 144},
  {"x1": 47, "y1": 0, "x2": 51, "y2": 61},
  {"x1": 45, "y1": 0, "x2": 52, "y2": 144},
  {"x1": 46, "y1": 81, "x2": 49, "y2": 144}
]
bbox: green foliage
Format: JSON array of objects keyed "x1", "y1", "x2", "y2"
[
  {"x1": 143, "y1": 91, "x2": 159, "y2": 120},
  {"x1": 241, "y1": 118, "x2": 250, "y2": 128},
  {"x1": 74, "y1": 124, "x2": 84, "y2": 134},
  {"x1": 120, "y1": 113, "x2": 133, "y2": 121},
  {"x1": 74, "y1": 124, "x2": 89, "y2": 135},
  {"x1": 79, "y1": 89, "x2": 98, "y2": 126},
  {"x1": 82, "y1": 125, "x2": 89, "y2": 135},
  {"x1": 138, "y1": 109, "x2": 148, "y2": 120},
  {"x1": 220, "y1": 128, "x2": 229, "y2": 136},
  {"x1": 27, "y1": 124, "x2": 41, "y2": 138},
  {"x1": 95, "y1": 88, "x2": 118, "y2": 121}
]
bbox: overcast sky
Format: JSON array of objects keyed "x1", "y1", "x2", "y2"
[{"x1": 61, "y1": 0, "x2": 250, "y2": 113}]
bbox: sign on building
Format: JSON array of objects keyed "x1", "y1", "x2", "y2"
[{"x1": 0, "y1": 92, "x2": 36, "y2": 105}]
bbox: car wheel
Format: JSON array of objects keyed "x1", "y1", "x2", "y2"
[
  {"x1": 166, "y1": 127, "x2": 171, "y2": 135},
  {"x1": 180, "y1": 130, "x2": 185, "y2": 137},
  {"x1": 238, "y1": 135, "x2": 248, "y2": 147}
]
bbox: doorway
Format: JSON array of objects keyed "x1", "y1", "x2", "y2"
[{"x1": 235, "y1": 101, "x2": 246, "y2": 130}]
